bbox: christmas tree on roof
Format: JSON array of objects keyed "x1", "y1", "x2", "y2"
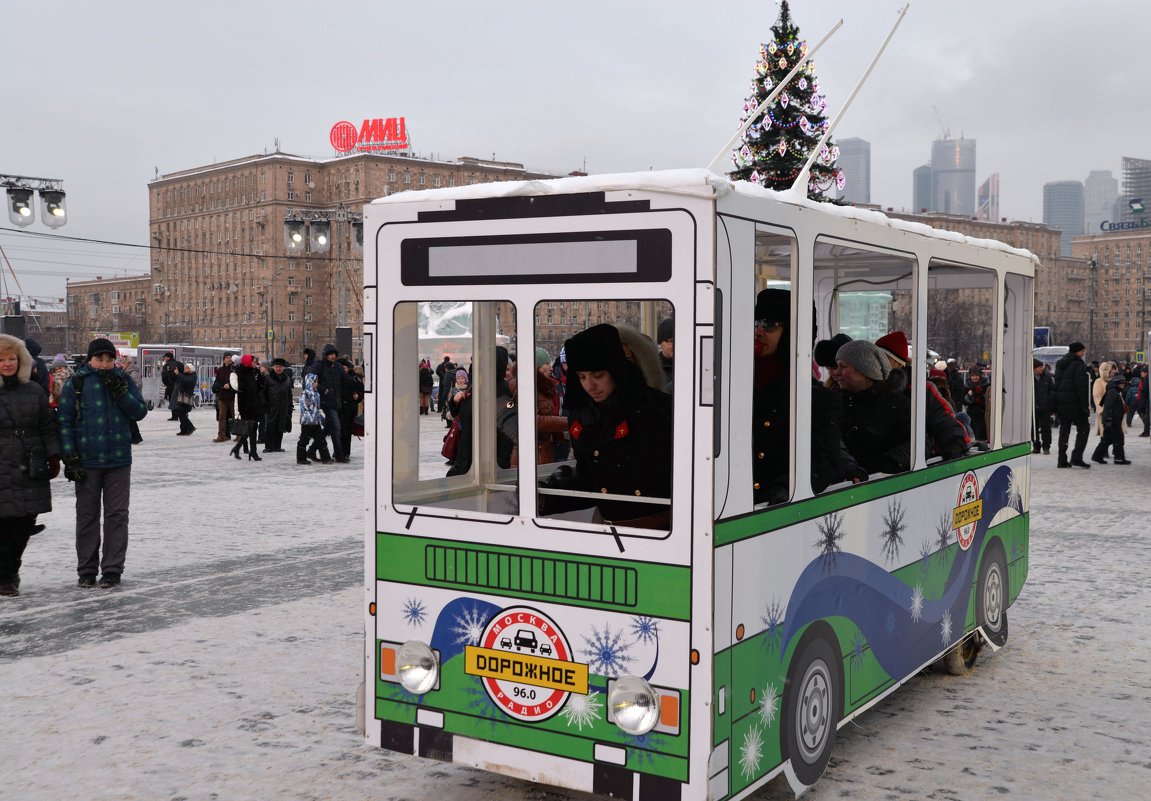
[{"x1": 729, "y1": 1, "x2": 844, "y2": 201}]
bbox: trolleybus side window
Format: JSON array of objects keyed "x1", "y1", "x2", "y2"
[
  {"x1": 926, "y1": 261, "x2": 997, "y2": 447},
  {"x1": 391, "y1": 300, "x2": 519, "y2": 516},
  {"x1": 813, "y1": 238, "x2": 915, "y2": 482},
  {"x1": 751, "y1": 228, "x2": 796, "y2": 506},
  {"x1": 534, "y1": 299, "x2": 674, "y2": 531}
]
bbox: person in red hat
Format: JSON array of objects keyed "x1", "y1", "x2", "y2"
[{"x1": 877, "y1": 330, "x2": 969, "y2": 460}]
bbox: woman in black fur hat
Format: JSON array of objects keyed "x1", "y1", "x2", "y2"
[{"x1": 561, "y1": 324, "x2": 673, "y2": 529}]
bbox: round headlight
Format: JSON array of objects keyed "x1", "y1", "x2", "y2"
[
  {"x1": 609, "y1": 676, "x2": 660, "y2": 735},
  {"x1": 397, "y1": 640, "x2": 438, "y2": 694}
]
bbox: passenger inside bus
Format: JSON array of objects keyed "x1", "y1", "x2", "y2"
[
  {"x1": 561, "y1": 324, "x2": 673, "y2": 529},
  {"x1": 835, "y1": 339, "x2": 911, "y2": 476},
  {"x1": 875, "y1": 330, "x2": 969, "y2": 461},
  {"x1": 753, "y1": 289, "x2": 863, "y2": 504},
  {"x1": 445, "y1": 346, "x2": 516, "y2": 477}
]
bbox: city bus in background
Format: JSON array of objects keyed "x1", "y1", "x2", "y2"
[
  {"x1": 362, "y1": 170, "x2": 1033, "y2": 799},
  {"x1": 137, "y1": 344, "x2": 238, "y2": 409},
  {"x1": 1032, "y1": 345, "x2": 1069, "y2": 377}
]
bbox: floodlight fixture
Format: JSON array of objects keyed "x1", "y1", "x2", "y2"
[
  {"x1": 309, "y1": 218, "x2": 331, "y2": 254},
  {"x1": 40, "y1": 190, "x2": 67, "y2": 228},
  {"x1": 284, "y1": 217, "x2": 306, "y2": 253},
  {"x1": 7, "y1": 187, "x2": 35, "y2": 227}
]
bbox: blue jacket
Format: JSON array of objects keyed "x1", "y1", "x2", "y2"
[
  {"x1": 58, "y1": 364, "x2": 149, "y2": 468},
  {"x1": 299, "y1": 373, "x2": 325, "y2": 426}
]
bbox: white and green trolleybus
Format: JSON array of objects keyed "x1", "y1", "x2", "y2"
[{"x1": 363, "y1": 169, "x2": 1033, "y2": 799}]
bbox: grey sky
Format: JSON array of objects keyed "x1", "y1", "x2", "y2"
[{"x1": 2, "y1": 0, "x2": 1145, "y2": 298}]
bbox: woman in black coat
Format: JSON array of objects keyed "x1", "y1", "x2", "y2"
[
  {"x1": 231, "y1": 355, "x2": 265, "y2": 461},
  {"x1": 835, "y1": 340, "x2": 911, "y2": 476},
  {"x1": 261, "y1": 358, "x2": 294, "y2": 453},
  {"x1": 562, "y1": 324, "x2": 673, "y2": 529},
  {"x1": 0, "y1": 334, "x2": 61, "y2": 596}
]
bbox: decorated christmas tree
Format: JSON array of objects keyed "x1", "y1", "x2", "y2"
[{"x1": 730, "y1": 1, "x2": 844, "y2": 200}]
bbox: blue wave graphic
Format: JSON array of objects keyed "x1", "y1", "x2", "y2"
[
  {"x1": 429, "y1": 597, "x2": 504, "y2": 663},
  {"x1": 778, "y1": 465, "x2": 1020, "y2": 679}
]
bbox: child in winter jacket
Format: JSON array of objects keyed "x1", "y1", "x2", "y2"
[
  {"x1": 295, "y1": 373, "x2": 330, "y2": 464},
  {"x1": 1091, "y1": 374, "x2": 1131, "y2": 465}
]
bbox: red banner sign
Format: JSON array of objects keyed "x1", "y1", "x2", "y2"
[{"x1": 330, "y1": 117, "x2": 409, "y2": 154}]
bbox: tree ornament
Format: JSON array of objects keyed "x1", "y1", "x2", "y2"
[
  {"x1": 763, "y1": 76, "x2": 773, "y2": 90},
  {"x1": 768, "y1": 42, "x2": 777, "y2": 55},
  {"x1": 779, "y1": 57, "x2": 788, "y2": 69},
  {"x1": 780, "y1": 93, "x2": 790, "y2": 109},
  {"x1": 750, "y1": 170, "x2": 762, "y2": 184},
  {"x1": 836, "y1": 170, "x2": 847, "y2": 191},
  {"x1": 787, "y1": 42, "x2": 795, "y2": 55},
  {"x1": 798, "y1": 77, "x2": 808, "y2": 91},
  {"x1": 778, "y1": 140, "x2": 788, "y2": 156}
]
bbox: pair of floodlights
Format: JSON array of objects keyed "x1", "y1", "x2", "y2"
[
  {"x1": 284, "y1": 214, "x2": 363, "y2": 255},
  {"x1": 2, "y1": 178, "x2": 68, "y2": 228}
]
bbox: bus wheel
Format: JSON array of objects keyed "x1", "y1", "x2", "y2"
[
  {"x1": 977, "y1": 544, "x2": 1009, "y2": 648},
  {"x1": 942, "y1": 635, "x2": 980, "y2": 675},
  {"x1": 782, "y1": 633, "x2": 840, "y2": 787}
]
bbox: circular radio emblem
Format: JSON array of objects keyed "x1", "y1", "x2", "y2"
[
  {"x1": 329, "y1": 120, "x2": 359, "y2": 153},
  {"x1": 955, "y1": 471, "x2": 981, "y2": 550},
  {"x1": 476, "y1": 607, "x2": 575, "y2": 722}
]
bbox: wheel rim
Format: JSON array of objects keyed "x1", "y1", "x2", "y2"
[
  {"x1": 983, "y1": 562, "x2": 1003, "y2": 633},
  {"x1": 795, "y1": 659, "x2": 832, "y2": 763}
]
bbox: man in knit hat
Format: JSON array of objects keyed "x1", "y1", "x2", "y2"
[
  {"x1": 57, "y1": 338, "x2": 149, "y2": 588},
  {"x1": 656, "y1": 318, "x2": 674, "y2": 389},
  {"x1": 835, "y1": 339, "x2": 910, "y2": 476}
]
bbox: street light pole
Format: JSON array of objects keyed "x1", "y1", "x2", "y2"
[{"x1": 1088, "y1": 256, "x2": 1096, "y2": 357}]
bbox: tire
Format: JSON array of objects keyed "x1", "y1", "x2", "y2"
[
  {"x1": 782, "y1": 633, "x2": 841, "y2": 787},
  {"x1": 942, "y1": 635, "x2": 979, "y2": 675},
  {"x1": 977, "y1": 543, "x2": 1009, "y2": 648}
]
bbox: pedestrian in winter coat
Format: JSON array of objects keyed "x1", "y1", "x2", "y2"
[
  {"x1": 23, "y1": 338, "x2": 50, "y2": 393},
  {"x1": 946, "y1": 360, "x2": 966, "y2": 412},
  {"x1": 212, "y1": 353, "x2": 237, "y2": 442},
  {"x1": 337, "y1": 358, "x2": 363, "y2": 459},
  {"x1": 1091, "y1": 374, "x2": 1132, "y2": 465},
  {"x1": 262, "y1": 358, "x2": 294, "y2": 453},
  {"x1": 962, "y1": 366, "x2": 991, "y2": 442},
  {"x1": 1053, "y1": 342, "x2": 1091, "y2": 467},
  {"x1": 296, "y1": 373, "x2": 330, "y2": 464},
  {"x1": 308, "y1": 344, "x2": 350, "y2": 462},
  {"x1": 1136, "y1": 367, "x2": 1150, "y2": 437},
  {"x1": 58, "y1": 337, "x2": 149, "y2": 588},
  {"x1": 160, "y1": 352, "x2": 184, "y2": 419},
  {"x1": 228, "y1": 354, "x2": 264, "y2": 461},
  {"x1": 173, "y1": 364, "x2": 197, "y2": 435},
  {"x1": 836, "y1": 339, "x2": 911, "y2": 476},
  {"x1": 561, "y1": 324, "x2": 672, "y2": 529},
  {"x1": 1092, "y1": 361, "x2": 1119, "y2": 438},
  {"x1": 0, "y1": 335, "x2": 61, "y2": 597},
  {"x1": 1033, "y1": 359, "x2": 1056, "y2": 454},
  {"x1": 419, "y1": 360, "x2": 435, "y2": 414},
  {"x1": 48, "y1": 354, "x2": 72, "y2": 410}
]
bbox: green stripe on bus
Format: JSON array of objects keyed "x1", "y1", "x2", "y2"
[
  {"x1": 377, "y1": 532, "x2": 692, "y2": 619},
  {"x1": 715, "y1": 444, "x2": 1031, "y2": 546}
]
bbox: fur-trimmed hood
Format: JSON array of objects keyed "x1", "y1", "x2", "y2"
[{"x1": 0, "y1": 333, "x2": 33, "y2": 384}]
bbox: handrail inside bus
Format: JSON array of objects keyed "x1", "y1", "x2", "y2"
[{"x1": 537, "y1": 487, "x2": 671, "y2": 506}]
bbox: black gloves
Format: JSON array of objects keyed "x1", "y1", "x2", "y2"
[
  {"x1": 101, "y1": 370, "x2": 128, "y2": 399},
  {"x1": 63, "y1": 454, "x2": 85, "y2": 482}
]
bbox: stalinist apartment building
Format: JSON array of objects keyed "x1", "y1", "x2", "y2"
[{"x1": 142, "y1": 149, "x2": 556, "y2": 360}]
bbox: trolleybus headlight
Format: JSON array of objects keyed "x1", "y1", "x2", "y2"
[
  {"x1": 396, "y1": 640, "x2": 438, "y2": 694},
  {"x1": 609, "y1": 676, "x2": 660, "y2": 735}
]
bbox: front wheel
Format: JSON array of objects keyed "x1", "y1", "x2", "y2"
[
  {"x1": 977, "y1": 544, "x2": 1009, "y2": 648},
  {"x1": 782, "y1": 633, "x2": 841, "y2": 787}
]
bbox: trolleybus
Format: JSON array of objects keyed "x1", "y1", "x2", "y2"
[{"x1": 363, "y1": 169, "x2": 1033, "y2": 799}]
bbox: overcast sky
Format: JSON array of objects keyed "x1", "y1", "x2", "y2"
[{"x1": 2, "y1": 0, "x2": 1146, "y2": 298}]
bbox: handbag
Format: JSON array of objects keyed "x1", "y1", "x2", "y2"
[
  {"x1": 441, "y1": 418, "x2": 461, "y2": 460},
  {"x1": 496, "y1": 395, "x2": 518, "y2": 445},
  {"x1": 231, "y1": 419, "x2": 254, "y2": 437},
  {"x1": 23, "y1": 446, "x2": 51, "y2": 481}
]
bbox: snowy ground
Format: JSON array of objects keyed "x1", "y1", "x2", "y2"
[{"x1": 2, "y1": 409, "x2": 1149, "y2": 801}]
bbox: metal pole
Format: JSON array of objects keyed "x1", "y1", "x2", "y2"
[{"x1": 1088, "y1": 257, "x2": 1096, "y2": 356}]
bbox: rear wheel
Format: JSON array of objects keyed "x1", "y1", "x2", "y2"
[
  {"x1": 943, "y1": 635, "x2": 980, "y2": 675},
  {"x1": 977, "y1": 544, "x2": 1009, "y2": 647},
  {"x1": 782, "y1": 633, "x2": 840, "y2": 787}
]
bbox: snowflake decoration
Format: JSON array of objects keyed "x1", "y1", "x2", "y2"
[
  {"x1": 880, "y1": 498, "x2": 907, "y2": 564},
  {"x1": 559, "y1": 692, "x2": 602, "y2": 731},
  {"x1": 626, "y1": 733, "x2": 668, "y2": 768},
  {"x1": 941, "y1": 609, "x2": 954, "y2": 645},
  {"x1": 758, "y1": 683, "x2": 779, "y2": 727},
  {"x1": 910, "y1": 584, "x2": 925, "y2": 623},
  {"x1": 630, "y1": 616, "x2": 660, "y2": 645},
  {"x1": 919, "y1": 539, "x2": 933, "y2": 576},
  {"x1": 935, "y1": 511, "x2": 953, "y2": 568},
  {"x1": 451, "y1": 604, "x2": 488, "y2": 647},
  {"x1": 1007, "y1": 470, "x2": 1023, "y2": 510},
  {"x1": 760, "y1": 598, "x2": 784, "y2": 654},
  {"x1": 463, "y1": 683, "x2": 504, "y2": 727},
  {"x1": 581, "y1": 624, "x2": 634, "y2": 678},
  {"x1": 739, "y1": 724, "x2": 764, "y2": 779},
  {"x1": 851, "y1": 631, "x2": 866, "y2": 670},
  {"x1": 402, "y1": 597, "x2": 427, "y2": 627},
  {"x1": 815, "y1": 512, "x2": 846, "y2": 571}
]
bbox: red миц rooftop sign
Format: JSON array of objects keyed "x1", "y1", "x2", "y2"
[{"x1": 330, "y1": 117, "x2": 409, "y2": 154}]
